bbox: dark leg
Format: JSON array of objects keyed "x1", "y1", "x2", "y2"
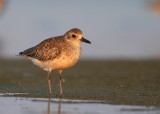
[
  {"x1": 58, "y1": 70, "x2": 63, "y2": 97},
  {"x1": 47, "y1": 71, "x2": 52, "y2": 95}
]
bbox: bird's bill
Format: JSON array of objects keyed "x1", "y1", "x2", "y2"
[{"x1": 81, "y1": 37, "x2": 91, "y2": 44}]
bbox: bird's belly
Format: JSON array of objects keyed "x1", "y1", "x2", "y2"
[{"x1": 31, "y1": 48, "x2": 81, "y2": 71}]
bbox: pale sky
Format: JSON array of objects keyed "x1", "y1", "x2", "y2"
[{"x1": 0, "y1": 0, "x2": 160, "y2": 59}]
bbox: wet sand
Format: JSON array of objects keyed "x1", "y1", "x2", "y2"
[{"x1": 0, "y1": 59, "x2": 160, "y2": 106}]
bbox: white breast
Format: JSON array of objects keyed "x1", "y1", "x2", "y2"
[{"x1": 51, "y1": 46, "x2": 81, "y2": 70}]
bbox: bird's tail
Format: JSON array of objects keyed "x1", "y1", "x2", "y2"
[
  {"x1": 19, "y1": 52, "x2": 23, "y2": 55},
  {"x1": 18, "y1": 52, "x2": 24, "y2": 56}
]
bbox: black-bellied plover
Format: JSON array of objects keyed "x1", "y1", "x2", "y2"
[{"x1": 19, "y1": 28, "x2": 91, "y2": 97}]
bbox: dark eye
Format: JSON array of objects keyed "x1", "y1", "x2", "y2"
[{"x1": 72, "y1": 34, "x2": 76, "y2": 38}]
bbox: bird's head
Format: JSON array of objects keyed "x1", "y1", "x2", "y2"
[{"x1": 64, "y1": 28, "x2": 91, "y2": 44}]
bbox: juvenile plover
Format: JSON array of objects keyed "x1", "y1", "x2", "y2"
[{"x1": 19, "y1": 28, "x2": 91, "y2": 97}]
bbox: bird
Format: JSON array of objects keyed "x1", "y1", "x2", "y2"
[{"x1": 19, "y1": 28, "x2": 91, "y2": 97}]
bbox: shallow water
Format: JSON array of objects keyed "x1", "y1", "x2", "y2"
[{"x1": 0, "y1": 96, "x2": 160, "y2": 114}]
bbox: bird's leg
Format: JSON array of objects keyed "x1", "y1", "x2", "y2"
[
  {"x1": 58, "y1": 70, "x2": 63, "y2": 97},
  {"x1": 47, "y1": 71, "x2": 52, "y2": 95}
]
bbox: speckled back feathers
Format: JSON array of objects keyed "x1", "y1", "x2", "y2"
[{"x1": 20, "y1": 37, "x2": 66, "y2": 61}]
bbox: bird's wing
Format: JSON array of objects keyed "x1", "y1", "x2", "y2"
[{"x1": 19, "y1": 38, "x2": 61, "y2": 61}]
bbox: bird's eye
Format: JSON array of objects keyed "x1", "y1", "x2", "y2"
[{"x1": 72, "y1": 34, "x2": 76, "y2": 38}]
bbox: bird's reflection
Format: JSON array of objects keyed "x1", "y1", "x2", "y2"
[
  {"x1": 47, "y1": 98, "x2": 51, "y2": 114},
  {"x1": 47, "y1": 97, "x2": 62, "y2": 114},
  {"x1": 58, "y1": 98, "x2": 62, "y2": 114}
]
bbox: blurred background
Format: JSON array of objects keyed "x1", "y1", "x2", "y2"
[
  {"x1": 0, "y1": 0, "x2": 160, "y2": 59},
  {"x1": 1, "y1": 1, "x2": 160, "y2": 109}
]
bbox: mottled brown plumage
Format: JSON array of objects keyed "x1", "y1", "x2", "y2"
[
  {"x1": 20, "y1": 37, "x2": 63, "y2": 61},
  {"x1": 19, "y1": 28, "x2": 91, "y2": 96}
]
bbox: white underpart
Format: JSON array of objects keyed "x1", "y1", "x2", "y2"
[{"x1": 30, "y1": 44, "x2": 81, "y2": 72}]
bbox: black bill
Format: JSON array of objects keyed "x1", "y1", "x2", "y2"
[{"x1": 81, "y1": 37, "x2": 91, "y2": 44}]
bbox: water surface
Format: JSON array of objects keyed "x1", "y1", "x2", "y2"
[{"x1": 0, "y1": 96, "x2": 160, "y2": 114}]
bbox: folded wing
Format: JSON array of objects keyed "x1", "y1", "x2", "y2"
[{"x1": 19, "y1": 38, "x2": 61, "y2": 61}]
